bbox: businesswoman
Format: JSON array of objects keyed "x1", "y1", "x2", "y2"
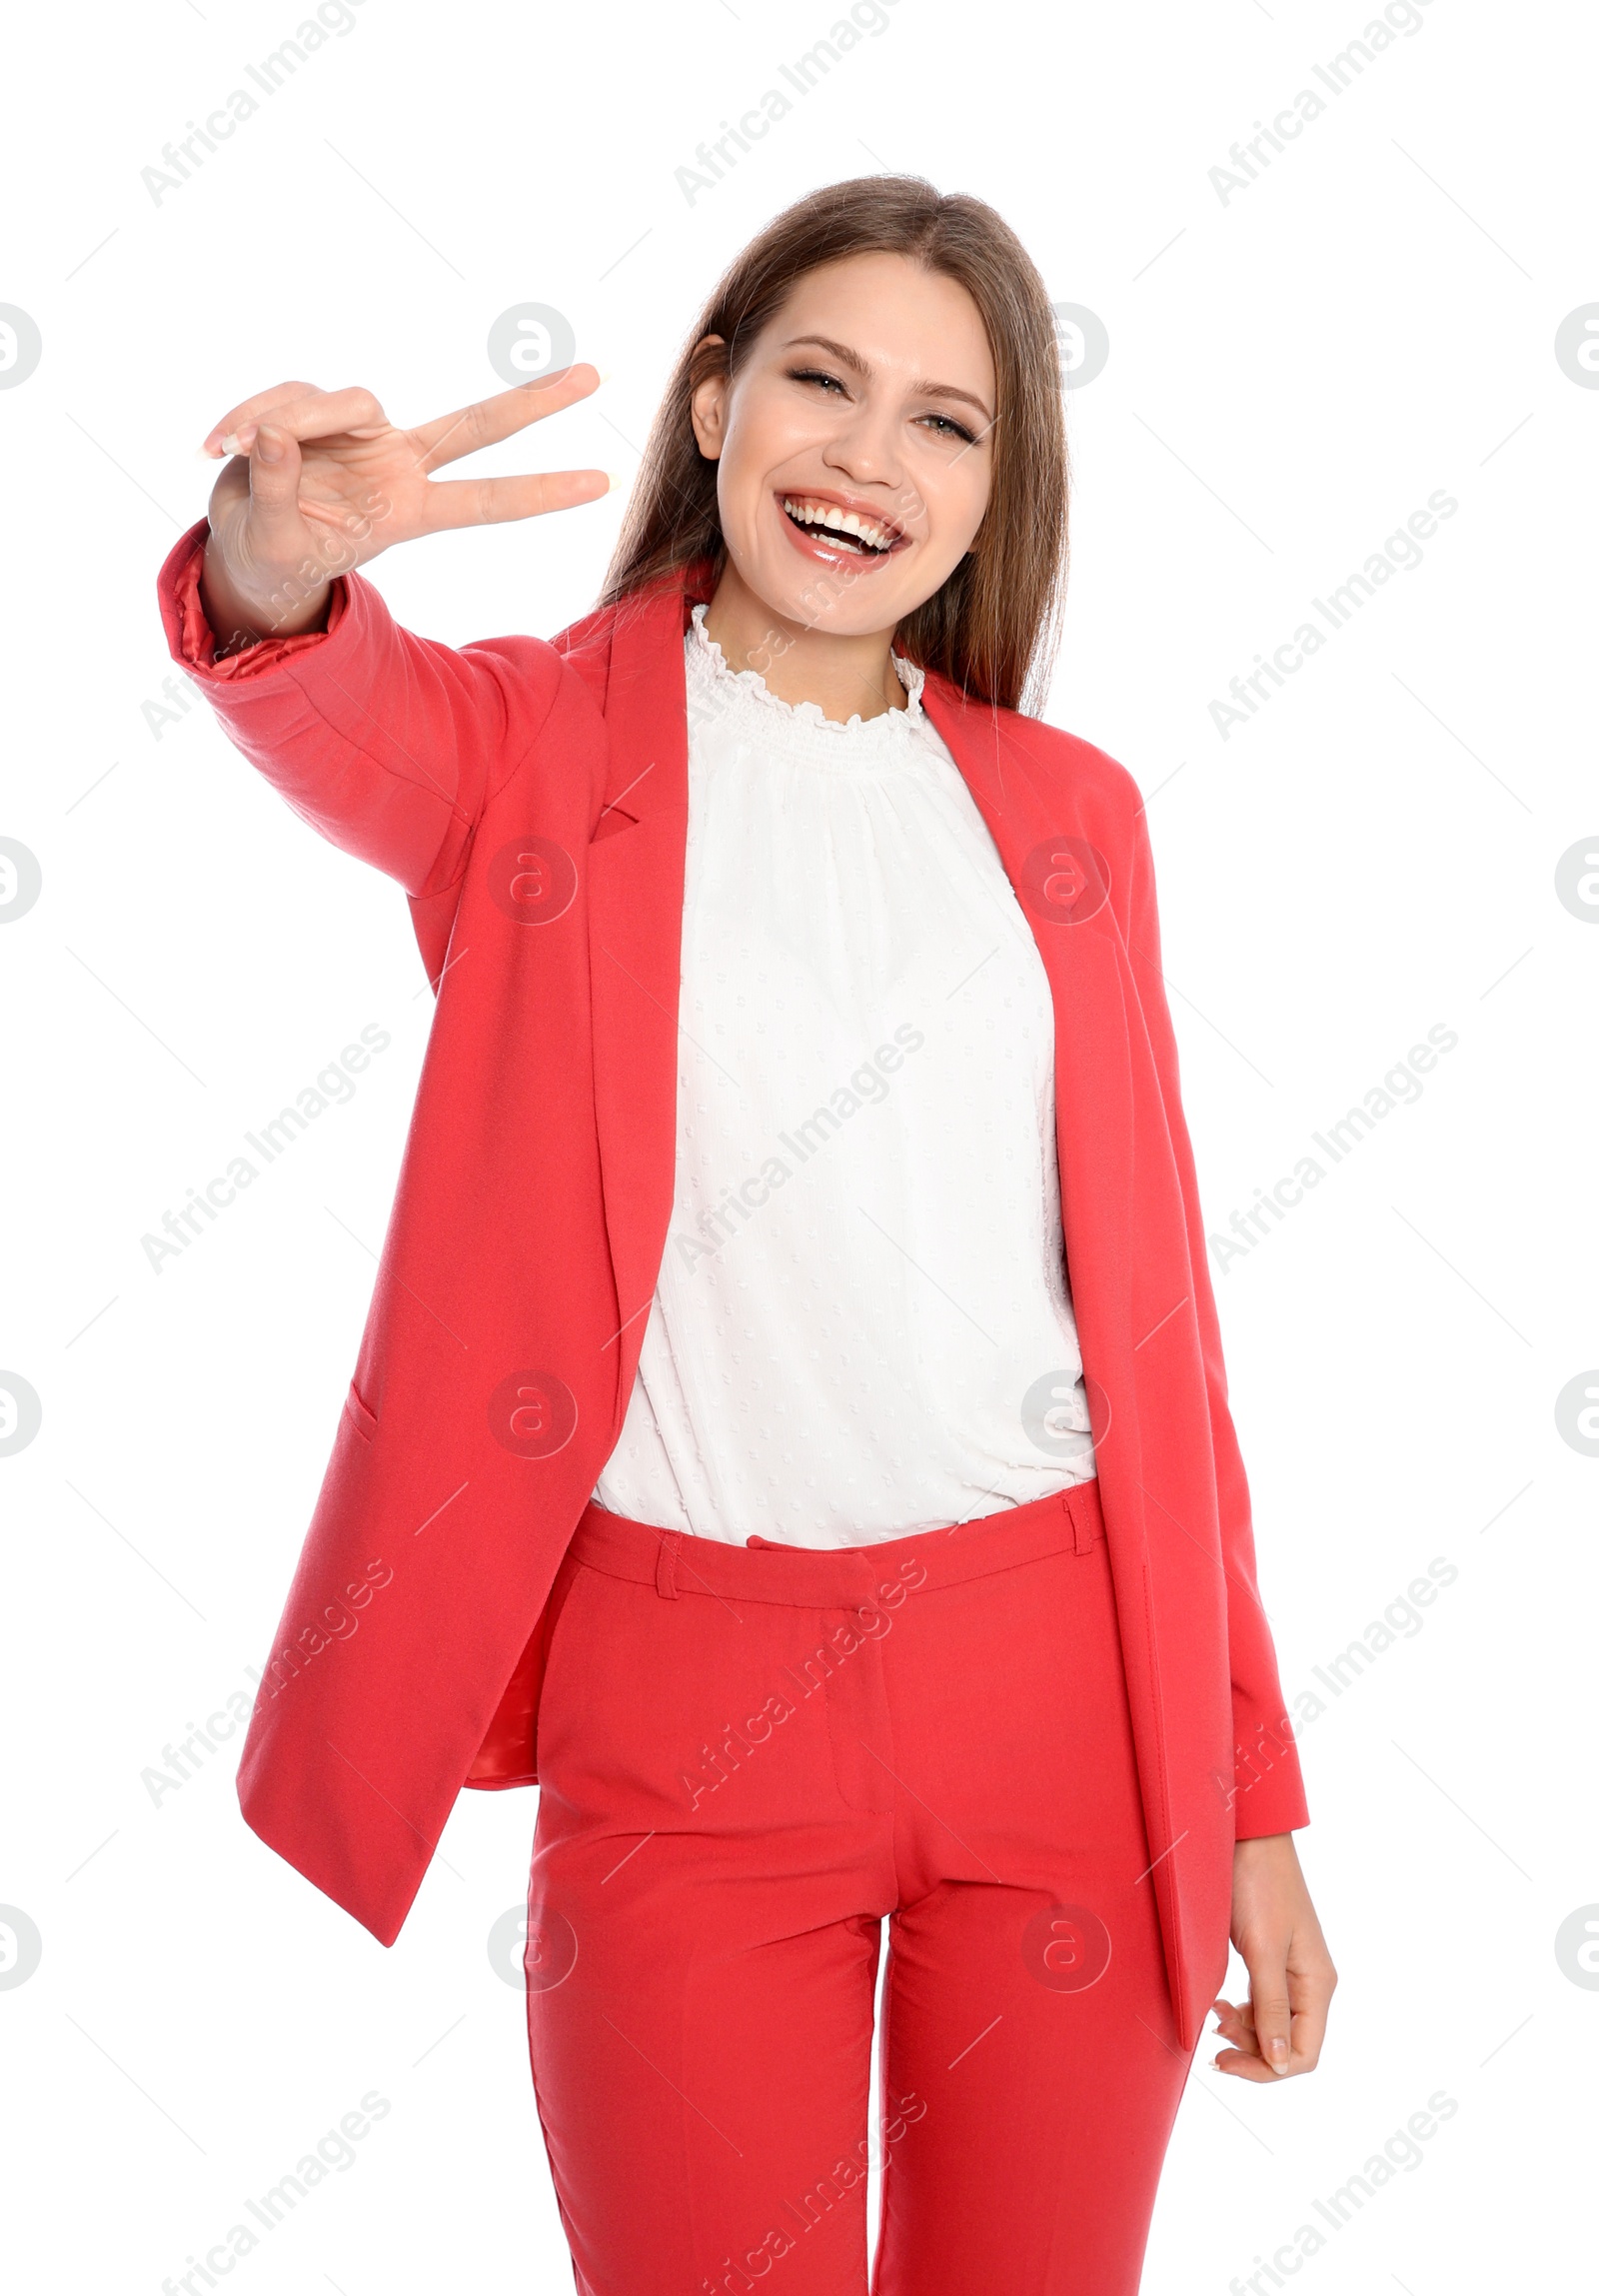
[{"x1": 160, "y1": 175, "x2": 1333, "y2": 2294}]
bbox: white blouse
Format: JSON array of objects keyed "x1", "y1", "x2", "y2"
[{"x1": 592, "y1": 604, "x2": 1096, "y2": 1547}]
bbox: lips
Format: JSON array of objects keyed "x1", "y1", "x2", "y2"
[{"x1": 775, "y1": 489, "x2": 907, "y2": 569}]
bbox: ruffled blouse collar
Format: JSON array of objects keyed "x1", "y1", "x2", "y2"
[{"x1": 686, "y1": 602, "x2": 929, "y2": 750}]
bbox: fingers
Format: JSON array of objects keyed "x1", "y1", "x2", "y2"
[
  {"x1": 413, "y1": 364, "x2": 602, "y2": 471},
  {"x1": 202, "y1": 364, "x2": 600, "y2": 469},
  {"x1": 1209, "y1": 1994, "x2": 1266, "y2": 2078},
  {"x1": 204, "y1": 385, "x2": 388, "y2": 460},
  {"x1": 202, "y1": 381, "x2": 321, "y2": 457},
  {"x1": 1210, "y1": 1997, "x2": 1258, "y2": 2055},
  {"x1": 419, "y1": 467, "x2": 613, "y2": 534},
  {"x1": 1211, "y1": 1935, "x2": 1338, "y2": 2083},
  {"x1": 222, "y1": 387, "x2": 389, "y2": 459}
]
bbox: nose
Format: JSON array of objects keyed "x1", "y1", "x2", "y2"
[{"x1": 820, "y1": 395, "x2": 918, "y2": 522}]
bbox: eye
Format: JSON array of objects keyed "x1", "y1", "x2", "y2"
[{"x1": 786, "y1": 365, "x2": 978, "y2": 446}]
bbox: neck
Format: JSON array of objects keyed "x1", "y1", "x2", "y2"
[{"x1": 703, "y1": 562, "x2": 908, "y2": 724}]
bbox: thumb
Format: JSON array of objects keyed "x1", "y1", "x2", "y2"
[
  {"x1": 246, "y1": 423, "x2": 309, "y2": 567},
  {"x1": 1249, "y1": 1968, "x2": 1293, "y2": 2075}
]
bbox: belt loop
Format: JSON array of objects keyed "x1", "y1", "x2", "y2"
[
  {"x1": 655, "y1": 1529, "x2": 683, "y2": 1599},
  {"x1": 1063, "y1": 1484, "x2": 1096, "y2": 1556}
]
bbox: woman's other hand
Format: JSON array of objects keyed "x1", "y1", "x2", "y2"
[{"x1": 1211, "y1": 1832, "x2": 1337, "y2": 2081}]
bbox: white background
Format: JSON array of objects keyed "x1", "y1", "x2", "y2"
[{"x1": 2, "y1": 0, "x2": 1594, "y2": 2288}]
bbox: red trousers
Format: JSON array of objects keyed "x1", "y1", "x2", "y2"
[{"x1": 525, "y1": 1481, "x2": 1198, "y2": 2296}]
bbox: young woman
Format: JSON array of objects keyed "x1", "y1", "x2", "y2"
[{"x1": 161, "y1": 175, "x2": 1334, "y2": 2295}]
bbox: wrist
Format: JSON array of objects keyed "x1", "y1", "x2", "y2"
[
  {"x1": 199, "y1": 532, "x2": 331, "y2": 651},
  {"x1": 1234, "y1": 1832, "x2": 1295, "y2": 1861}
]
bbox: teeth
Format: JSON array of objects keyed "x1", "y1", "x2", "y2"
[{"x1": 782, "y1": 497, "x2": 894, "y2": 550}]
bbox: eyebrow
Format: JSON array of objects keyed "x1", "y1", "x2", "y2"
[{"x1": 778, "y1": 334, "x2": 994, "y2": 425}]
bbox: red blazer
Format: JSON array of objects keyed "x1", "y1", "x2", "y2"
[{"x1": 157, "y1": 520, "x2": 1307, "y2": 2049}]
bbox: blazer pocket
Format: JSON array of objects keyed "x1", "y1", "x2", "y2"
[
  {"x1": 590, "y1": 803, "x2": 641, "y2": 846},
  {"x1": 343, "y1": 1379, "x2": 380, "y2": 1443}
]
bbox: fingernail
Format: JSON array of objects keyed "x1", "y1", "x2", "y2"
[
  {"x1": 216, "y1": 434, "x2": 240, "y2": 456},
  {"x1": 606, "y1": 471, "x2": 626, "y2": 492},
  {"x1": 1268, "y1": 2039, "x2": 1290, "y2": 2074},
  {"x1": 596, "y1": 368, "x2": 613, "y2": 385},
  {"x1": 256, "y1": 427, "x2": 285, "y2": 464}
]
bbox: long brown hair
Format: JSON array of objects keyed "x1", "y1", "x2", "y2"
[{"x1": 600, "y1": 176, "x2": 1069, "y2": 714}]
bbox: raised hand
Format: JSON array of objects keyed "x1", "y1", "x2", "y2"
[{"x1": 197, "y1": 368, "x2": 609, "y2": 647}]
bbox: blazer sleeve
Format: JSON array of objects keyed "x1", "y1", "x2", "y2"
[
  {"x1": 155, "y1": 519, "x2": 567, "y2": 899},
  {"x1": 1124, "y1": 806, "x2": 1310, "y2": 1838}
]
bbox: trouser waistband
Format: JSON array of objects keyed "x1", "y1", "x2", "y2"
[{"x1": 568, "y1": 1478, "x2": 1105, "y2": 1607}]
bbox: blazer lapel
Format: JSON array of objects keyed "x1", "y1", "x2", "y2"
[
  {"x1": 918, "y1": 677, "x2": 1140, "y2": 1474},
  {"x1": 585, "y1": 580, "x2": 696, "y2": 1438}
]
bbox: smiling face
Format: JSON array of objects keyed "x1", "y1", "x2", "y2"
[{"x1": 689, "y1": 251, "x2": 997, "y2": 642}]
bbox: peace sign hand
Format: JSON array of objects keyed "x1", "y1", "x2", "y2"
[{"x1": 197, "y1": 367, "x2": 610, "y2": 648}]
